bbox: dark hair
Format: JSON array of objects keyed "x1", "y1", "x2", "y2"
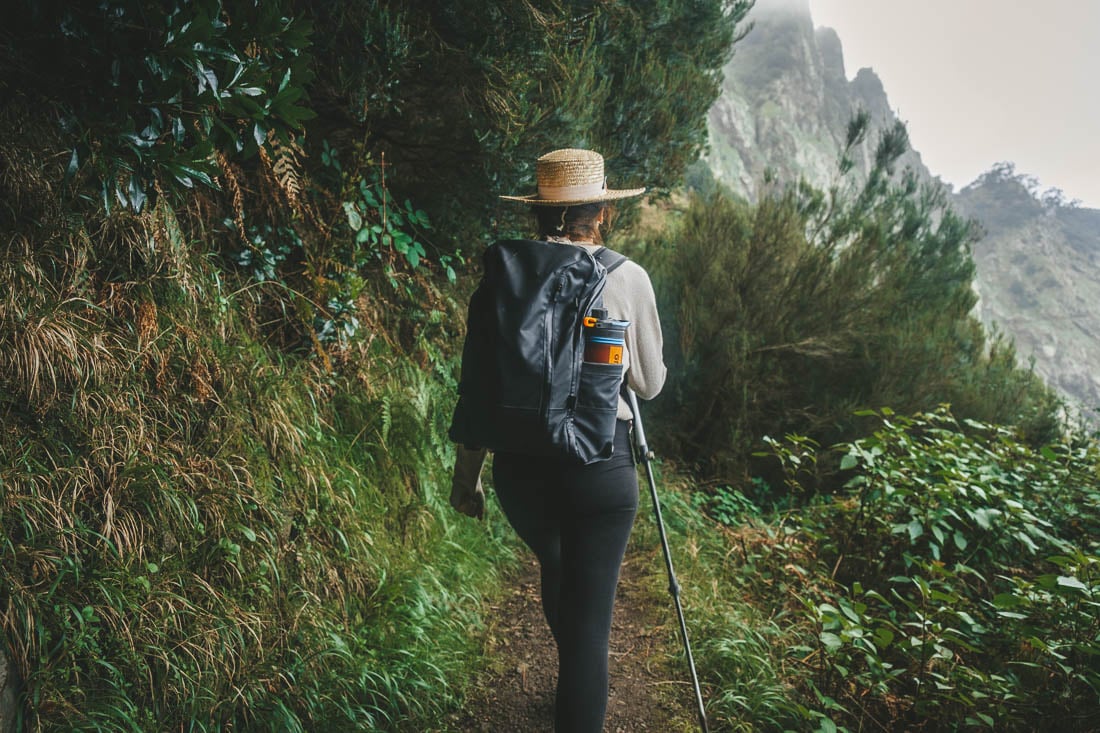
[{"x1": 534, "y1": 203, "x2": 608, "y2": 244}]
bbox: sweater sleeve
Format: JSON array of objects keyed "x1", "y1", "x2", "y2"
[{"x1": 620, "y1": 262, "x2": 666, "y2": 401}]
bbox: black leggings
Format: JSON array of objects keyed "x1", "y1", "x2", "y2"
[{"x1": 492, "y1": 420, "x2": 638, "y2": 733}]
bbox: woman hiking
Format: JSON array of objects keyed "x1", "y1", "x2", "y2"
[{"x1": 449, "y1": 148, "x2": 666, "y2": 732}]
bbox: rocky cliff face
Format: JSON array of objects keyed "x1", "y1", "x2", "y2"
[
  {"x1": 706, "y1": 0, "x2": 1100, "y2": 419},
  {"x1": 956, "y1": 172, "x2": 1100, "y2": 418},
  {"x1": 706, "y1": 0, "x2": 934, "y2": 198}
]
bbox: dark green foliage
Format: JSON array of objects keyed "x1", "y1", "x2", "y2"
[
  {"x1": 0, "y1": 0, "x2": 315, "y2": 212},
  {"x1": 766, "y1": 409, "x2": 1100, "y2": 731},
  {"x1": 644, "y1": 122, "x2": 1061, "y2": 482},
  {"x1": 306, "y1": 0, "x2": 752, "y2": 243}
]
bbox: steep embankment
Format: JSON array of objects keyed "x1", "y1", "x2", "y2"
[{"x1": 0, "y1": 103, "x2": 512, "y2": 731}]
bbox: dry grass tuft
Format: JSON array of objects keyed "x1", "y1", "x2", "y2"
[
  {"x1": 136, "y1": 299, "x2": 159, "y2": 346},
  {"x1": 0, "y1": 102, "x2": 64, "y2": 226},
  {"x1": 0, "y1": 238, "x2": 120, "y2": 408}
]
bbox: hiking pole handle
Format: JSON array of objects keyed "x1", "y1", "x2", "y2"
[{"x1": 625, "y1": 388, "x2": 709, "y2": 733}]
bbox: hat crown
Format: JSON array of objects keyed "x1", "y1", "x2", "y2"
[
  {"x1": 536, "y1": 149, "x2": 606, "y2": 201},
  {"x1": 499, "y1": 147, "x2": 645, "y2": 206}
]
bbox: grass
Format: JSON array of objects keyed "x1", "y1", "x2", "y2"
[
  {"x1": 0, "y1": 136, "x2": 517, "y2": 730},
  {"x1": 626, "y1": 461, "x2": 817, "y2": 732}
]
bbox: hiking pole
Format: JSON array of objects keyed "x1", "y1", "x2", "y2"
[{"x1": 626, "y1": 388, "x2": 709, "y2": 733}]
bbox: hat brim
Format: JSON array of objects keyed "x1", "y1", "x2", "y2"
[{"x1": 499, "y1": 187, "x2": 646, "y2": 206}]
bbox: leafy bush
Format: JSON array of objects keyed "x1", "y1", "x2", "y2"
[
  {"x1": 766, "y1": 408, "x2": 1100, "y2": 731},
  {"x1": 2, "y1": 0, "x2": 315, "y2": 212}
]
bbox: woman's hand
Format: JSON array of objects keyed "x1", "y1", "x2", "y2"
[{"x1": 450, "y1": 446, "x2": 488, "y2": 519}]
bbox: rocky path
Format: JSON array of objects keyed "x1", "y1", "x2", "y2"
[{"x1": 445, "y1": 549, "x2": 695, "y2": 732}]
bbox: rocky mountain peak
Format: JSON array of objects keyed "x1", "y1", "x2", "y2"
[
  {"x1": 815, "y1": 26, "x2": 847, "y2": 82},
  {"x1": 706, "y1": 0, "x2": 931, "y2": 199}
]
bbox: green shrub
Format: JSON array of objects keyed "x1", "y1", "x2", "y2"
[
  {"x1": 766, "y1": 408, "x2": 1100, "y2": 731},
  {"x1": 643, "y1": 123, "x2": 1060, "y2": 484}
]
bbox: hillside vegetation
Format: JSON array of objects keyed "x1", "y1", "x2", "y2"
[{"x1": 1, "y1": 2, "x2": 1097, "y2": 732}]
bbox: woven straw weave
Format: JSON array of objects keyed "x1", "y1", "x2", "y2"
[
  {"x1": 536, "y1": 148, "x2": 604, "y2": 188},
  {"x1": 500, "y1": 148, "x2": 645, "y2": 206}
]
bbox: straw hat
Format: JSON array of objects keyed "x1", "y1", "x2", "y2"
[{"x1": 500, "y1": 148, "x2": 646, "y2": 206}]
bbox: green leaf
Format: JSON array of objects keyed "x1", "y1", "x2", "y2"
[
  {"x1": 873, "y1": 627, "x2": 895, "y2": 648},
  {"x1": 971, "y1": 508, "x2": 995, "y2": 530},
  {"x1": 344, "y1": 202, "x2": 362, "y2": 231},
  {"x1": 175, "y1": 164, "x2": 215, "y2": 188},
  {"x1": 1056, "y1": 575, "x2": 1089, "y2": 592},
  {"x1": 819, "y1": 631, "x2": 842, "y2": 652},
  {"x1": 907, "y1": 519, "x2": 923, "y2": 542},
  {"x1": 839, "y1": 454, "x2": 858, "y2": 471}
]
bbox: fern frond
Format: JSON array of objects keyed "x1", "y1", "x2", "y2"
[
  {"x1": 264, "y1": 134, "x2": 304, "y2": 210},
  {"x1": 216, "y1": 151, "x2": 248, "y2": 246}
]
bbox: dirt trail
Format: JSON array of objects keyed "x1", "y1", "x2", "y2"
[{"x1": 446, "y1": 549, "x2": 695, "y2": 732}]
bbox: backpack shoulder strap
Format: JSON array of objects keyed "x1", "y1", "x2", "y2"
[{"x1": 593, "y1": 247, "x2": 629, "y2": 275}]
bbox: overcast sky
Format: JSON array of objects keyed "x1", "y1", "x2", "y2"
[{"x1": 807, "y1": 0, "x2": 1100, "y2": 208}]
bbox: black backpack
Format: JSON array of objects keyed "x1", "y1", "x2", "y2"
[{"x1": 449, "y1": 239, "x2": 628, "y2": 463}]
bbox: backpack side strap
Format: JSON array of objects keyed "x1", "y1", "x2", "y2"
[{"x1": 594, "y1": 247, "x2": 629, "y2": 275}]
